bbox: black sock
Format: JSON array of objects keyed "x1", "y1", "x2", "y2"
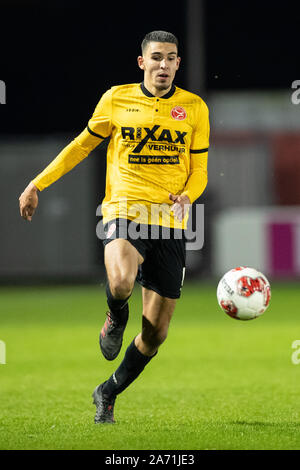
[
  {"x1": 102, "y1": 339, "x2": 156, "y2": 397},
  {"x1": 106, "y1": 282, "x2": 130, "y2": 324}
]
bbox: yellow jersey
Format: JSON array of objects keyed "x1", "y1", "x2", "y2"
[{"x1": 32, "y1": 82, "x2": 210, "y2": 229}]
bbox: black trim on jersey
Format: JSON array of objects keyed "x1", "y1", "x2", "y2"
[
  {"x1": 87, "y1": 125, "x2": 106, "y2": 139},
  {"x1": 140, "y1": 82, "x2": 176, "y2": 99},
  {"x1": 190, "y1": 148, "x2": 209, "y2": 154}
]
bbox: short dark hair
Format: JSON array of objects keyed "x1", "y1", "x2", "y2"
[{"x1": 141, "y1": 30, "x2": 178, "y2": 54}]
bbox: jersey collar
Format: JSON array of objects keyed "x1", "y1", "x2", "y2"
[{"x1": 140, "y1": 81, "x2": 176, "y2": 99}]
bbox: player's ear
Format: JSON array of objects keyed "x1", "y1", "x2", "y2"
[
  {"x1": 176, "y1": 56, "x2": 181, "y2": 70},
  {"x1": 137, "y1": 56, "x2": 145, "y2": 70}
]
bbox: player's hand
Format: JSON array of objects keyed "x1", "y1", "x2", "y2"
[
  {"x1": 19, "y1": 182, "x2": 39, "y2": 221},
  {"x1": 169, "y1": 193, "x2": 191, "y2": 222}
]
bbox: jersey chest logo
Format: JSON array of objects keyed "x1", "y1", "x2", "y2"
[
  {"x1": 121, "y1": 125, "x2": 187, "y2": 153},
  {"x1": 171, "y1": 106, "x2": 187, "y2": 121}
]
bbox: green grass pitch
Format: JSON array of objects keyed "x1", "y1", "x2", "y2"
[{"x1": 0, "y1": 282, "x2": 300, "y2": 450}]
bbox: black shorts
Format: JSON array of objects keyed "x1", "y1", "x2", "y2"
[{"x1": 102, "y1": 218, "x2": 186, "y2": 299}]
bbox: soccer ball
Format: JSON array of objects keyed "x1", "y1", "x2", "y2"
[{"x1": 217, "y1": 267, "x2": 271, "y2": 320}]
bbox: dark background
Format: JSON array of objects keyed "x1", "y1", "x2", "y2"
[
  {"x1": 0, "y1": 0, "x2": 299, "y2": 283},
  {"x1": 0, "y1": 0, "x2": 298, "y2": 134}
]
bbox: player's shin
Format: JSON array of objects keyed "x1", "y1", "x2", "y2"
[
  {"x1": 101, "y1": 338, "x2": 157, "y2": 397},
  {"x1": 106, "y1": 282, "x2": 130, "y2": 324}
]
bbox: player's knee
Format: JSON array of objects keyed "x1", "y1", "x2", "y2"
[{"x1": 109, "y1": 274, "x2": 135, "y2": 299}]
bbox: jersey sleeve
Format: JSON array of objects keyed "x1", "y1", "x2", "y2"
[
  {"x1": 189, "y1": 99, "x2": 210, "y2": 154},
  {"x1": 31, "y1": 90, "x2": 113, "y2": 191},
  {"x1": 181, "y1": 152, "x2": 208, "y2": 203},
  {"x1": 87, "y1": 88, "x2": 112, "y2": 138},
  {"x1": 31, "y1": 128, "x2": 104, "y2": 191},
  {"x1": 181, "y1": 100, "x2": 210, "y2": 203}
]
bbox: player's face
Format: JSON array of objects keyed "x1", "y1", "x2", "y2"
[{"x1": 138, "y1": 42, "x2": 181, "y2": 95}]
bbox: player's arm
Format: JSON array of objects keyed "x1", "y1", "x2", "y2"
[
  {"x1": 19, "y1": 90, "x2": 112, "y2": 221},
  {"x1": 181, "y1": 149, "x2": 208, "y2": 202},
  {"x1": 169, "y1": 150, "x2": 208, "y2": 221},
  {"x1": 170, "y1": 99, "x2": 210, "y2": 221},
  {"x1": 19, "y1": 129, "x2": 103, "y2": 221}
]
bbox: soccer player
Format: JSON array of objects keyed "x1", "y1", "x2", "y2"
[{"x1": 19, "y1": 31, "x2": 210, "y2": 423}]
